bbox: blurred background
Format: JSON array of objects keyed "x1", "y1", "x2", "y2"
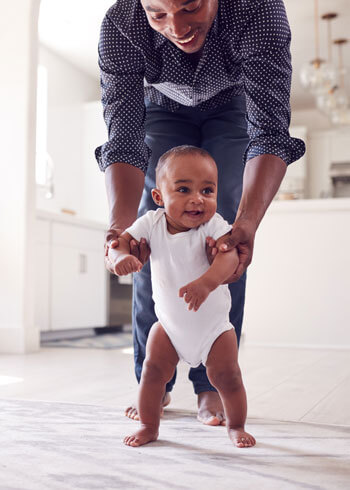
[{"x1": 1, "y1": 0, "x2": 350, "y2": 354}]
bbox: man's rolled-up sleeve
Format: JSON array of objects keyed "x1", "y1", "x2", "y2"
[
  {"x1": 241, "y1": 0, "x2": 305, "y2": 166},
  {"x1": 95, "y1": 14, "x2": 151, "y2": 173}
]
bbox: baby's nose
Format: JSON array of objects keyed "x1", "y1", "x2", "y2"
[{"x1": 190, "y1": 193, "x2": 203, "y2": 204}]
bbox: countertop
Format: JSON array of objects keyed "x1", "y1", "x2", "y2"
[
  {"x1": 36, "y1": 210, "x2": 108, "y2": 231},
  {"x1": 269, "y1": 197, "x2": 350, "y2": 213},
  {"x1": 37, "y1": 198, "x2": 350, "y2": 228}
]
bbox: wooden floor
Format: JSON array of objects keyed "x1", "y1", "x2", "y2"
[{"x1": 0, "y1": 339, "x2": 349, "y2": 426}]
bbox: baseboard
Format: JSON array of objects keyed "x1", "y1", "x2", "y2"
[
  {"x1": 40, "y1": 328, "x2": 95, "y2": 342},
  {"x1": 244, "y1": 341, "x2": 350, "y2": 350}
]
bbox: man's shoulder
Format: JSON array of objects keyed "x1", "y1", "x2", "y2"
[
  {"x1": 105, "y1": 0, "x2": 149, "y2": 36},
  {"x1": 219, "y1": 0, "x2": 267, "y2": 32}
]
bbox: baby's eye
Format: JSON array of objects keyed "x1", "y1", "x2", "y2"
[
  {"x1": 178, "y1": 186, "x2": 189, "y2": 193},
  {"x1": 202, "y1": 187, "x2": 214, "y2": 195}
]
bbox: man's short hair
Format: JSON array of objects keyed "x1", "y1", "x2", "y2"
[{"x1": 156, "y1": 145, "x2": 214, "y2": 182}]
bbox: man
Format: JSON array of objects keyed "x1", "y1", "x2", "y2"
[{"x1": 95, "y1": 0, "x2": 305, "y2": 425}]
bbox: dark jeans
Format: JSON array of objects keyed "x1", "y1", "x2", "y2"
[{"x1": 132, "y1": 96, "x2": 249, "y2": 395}]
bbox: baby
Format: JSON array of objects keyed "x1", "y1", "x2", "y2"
[{"x1": 110, "y1": 145, "x2": 255, "y2": 448}]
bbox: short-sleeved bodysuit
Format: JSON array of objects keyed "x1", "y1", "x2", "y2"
[{"x1": 126, "y1": 209, "x2": 234, "y2": 367}]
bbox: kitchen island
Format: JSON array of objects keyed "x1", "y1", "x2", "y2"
[{"x1": 244, "y1": 198, "x2": 350, "y2": 348}]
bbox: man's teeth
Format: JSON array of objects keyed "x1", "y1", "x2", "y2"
[{"x1": 178, "y1": 33, "x2": 195, "y2": 44}]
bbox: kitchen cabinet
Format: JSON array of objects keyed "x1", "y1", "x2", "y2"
[
  {"x1": 307, "y1": 127, "x2": 350, "y2": 199},
  {"x1": 35, "y1": 212, "x2": 108, "y2": 331},
  {"x1": 34, "y1": 219, "x2": 51, "y2": 332}
]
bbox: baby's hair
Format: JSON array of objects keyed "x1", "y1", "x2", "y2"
[{"x1": 156, "y1": 145, "x2": 214, "y2": 182}]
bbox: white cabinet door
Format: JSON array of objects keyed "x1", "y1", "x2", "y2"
[
  {"x1": 308, "y1": 131, "x2": 333, "y2": 199},
  {"x1": 331, "y1": 129, "x2": 350, "y2": 163},
  {"x1": 51, "y1": 222, "x2": 107, "y2": 330}
]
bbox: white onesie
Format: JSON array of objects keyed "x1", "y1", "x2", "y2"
[{"x1": 126, "y1": 209, "x2": 234, "y2": 367}]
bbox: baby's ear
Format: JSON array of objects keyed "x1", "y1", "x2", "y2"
[{"x1": 151, "y1": 188, "x2": 164, "y2": 207}]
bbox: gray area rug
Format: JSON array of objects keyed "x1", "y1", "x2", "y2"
[
  {"x1": 1, "y1": 398, "x2": 349, "y2": 490},
  {"x1": 41, "y1": 332, "x2": 133, "y2": 350}
]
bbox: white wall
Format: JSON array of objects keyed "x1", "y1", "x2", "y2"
[
  {"x1": 36, "y1": 45, "x2": 100, "y2": 217},
  {"x1": 0, "y1": 0, "x2": 40, "y2": 353},
  {"x1": 291, "y1": 108, "x2": 332, "y2": 132}
]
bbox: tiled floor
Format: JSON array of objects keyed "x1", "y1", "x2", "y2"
[{"x1": 0, "y1": 339, "x2": 349, "y2": 426}]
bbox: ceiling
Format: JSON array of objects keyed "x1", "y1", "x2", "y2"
[{"x1": 38, "y1": 0, "x2": 350, "y2": 110}]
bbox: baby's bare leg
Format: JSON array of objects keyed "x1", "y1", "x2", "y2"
[
  {"x1": 206, "y1": 329, "x2": 256, "y2": 448},
  {"x1": 124, "y1": 323, "x2": 179, "y2": 447}
]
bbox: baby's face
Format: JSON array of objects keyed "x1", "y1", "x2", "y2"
[{"x1": 154, "y1": 153, "x2": 218, "y2": 233}]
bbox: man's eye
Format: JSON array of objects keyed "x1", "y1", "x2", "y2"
[
  {"x1": 178, "y1": 187, "x2": 189, "y2": 193},
  {"x1": 151, "y1": 14, "x2": 165, "y2": 21},
  {"x1": 202, "y1": 188, "x2": 214, "y2": 195},
  {"x1": 184, "y1": 2, "x2": 201, "y2": 13}
]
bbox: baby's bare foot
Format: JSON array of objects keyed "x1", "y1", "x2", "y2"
[
  {"x1": 125, "y1": 392, "x2": 171, "y2": 421},
  {"x1": 124, "y1": 426, "x2": 159, "y2": 447},
  {"x1": 228, "y1": 427, "x2": 256, "y2": 448}
]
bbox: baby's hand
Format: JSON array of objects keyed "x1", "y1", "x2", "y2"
[
  {"x1": 179, "y1": 279, "x2": 212, "y2": 312},
  {"x1": 109, "y1": 248, "x2": 142, "y2": 276}
]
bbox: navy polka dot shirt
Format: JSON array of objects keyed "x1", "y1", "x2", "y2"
[{"x1": 95, "y1": 0, "x2": 306, "y2": 173}]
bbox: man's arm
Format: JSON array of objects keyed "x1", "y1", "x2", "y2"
[
  {"x1": 104, "y1": 163, "x2": 148, "y2": 274},
  {"x1": 105, "y1": 162, "x2": 144, "y2": 230},
  {"x1": 218, "y1": 153, "x2": 287, "y2": 281},
  {"x1": 236, "y1": 154, "x2": 287, "y2": 228}
]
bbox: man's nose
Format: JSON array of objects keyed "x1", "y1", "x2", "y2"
[{"x1": 168, "y1": 16, "x2": 191, "y2": 39}]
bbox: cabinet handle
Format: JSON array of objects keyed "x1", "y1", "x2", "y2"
[{"x1": 79, "y1": 254, "x2": 87, "y2": 274}]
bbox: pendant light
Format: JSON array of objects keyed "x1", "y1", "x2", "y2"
[
  {"x1": 300, "y1": 0, "x2": 338, "y2": 94},
  {"x1": 330, "y1": 39, "x2": 350, "y2": 125}
]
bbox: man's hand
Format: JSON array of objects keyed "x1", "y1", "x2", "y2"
[
  {"x1": 219, "y1": 218, "x2": 256, "y2": 282},
  {"x1": 205, "y1": 237, "x2": 218, "y2": 265},
  {"x1": 206, "y1": 218, "x2": 256, "y2": 283},
  {"x1": 104, "y1": 228, "x2": 150, "y2": 275}
]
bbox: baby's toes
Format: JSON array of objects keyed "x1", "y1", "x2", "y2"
[
  {"x1": 235, "y1": 437, "x2": 246, "y2": 448},
  {"x1": 123, "y1": 435, "x2": 133, "y2": 446},
  {"x1": 248, "y1": 435, "x2": 256, "y2": 446},
  {"x1": 229, "y1": 429, "x2": 256, "y2": 448},
  {"x1": 129, "y1": 437, "x2": 141, "y2": 447},
  {"x1": 241, "y1": 434, "x2": 256, "y2": 447}
]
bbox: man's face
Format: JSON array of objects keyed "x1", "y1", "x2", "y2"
[{"x1": 140, "y1": 0, "x2": 218, "y2": 54}]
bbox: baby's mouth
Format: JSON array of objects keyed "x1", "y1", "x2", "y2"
[{"x1": 185, "y1": 210, "x2": 203, "y2": 217}]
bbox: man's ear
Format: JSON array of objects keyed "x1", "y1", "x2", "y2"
[{"x1": 151, "y1": 188, "x2": 164, "y2": 207}]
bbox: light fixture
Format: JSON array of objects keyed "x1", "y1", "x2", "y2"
[
  {"x1": 300, "y1": 0, "x2": 338, "y2": 94},
  {"x1": 329, "y1": 38, "x2": 350, "y2": 125}
]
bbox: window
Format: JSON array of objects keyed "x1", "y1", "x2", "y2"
[{"x1": 35, "y1": 64, "x2": 48, "y2": 186}]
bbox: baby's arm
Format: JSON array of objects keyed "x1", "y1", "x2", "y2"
[
  {"x1": 179, "y1": 233, "x2": 239, "y2": 312},
  {"x1": 108, "y1": 232, "x2": 143, "y2": 276}
]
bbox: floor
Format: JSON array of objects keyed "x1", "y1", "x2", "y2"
[
  {"x1": 0, "y1": 337, "x2": 349, "y2": 426},
  {"x1": 2, "y1": 397, "x2": 349, "y2": 490},
  {"x1": 1, "y1": 338, "x2": 350, "y2": 489}
]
